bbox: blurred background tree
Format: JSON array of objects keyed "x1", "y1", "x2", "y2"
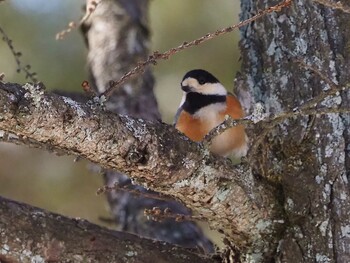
[{"x1": 0, "y1": 0, "x2": 240, "y2": 228}]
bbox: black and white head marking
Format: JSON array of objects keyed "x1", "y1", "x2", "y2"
[{"x1": 179, "y1": 69, "x2": 227, "y2": 115}]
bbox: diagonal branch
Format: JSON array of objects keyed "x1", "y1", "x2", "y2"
[
  {"x1": 0, "y1": 81, "x2": 283, "y2": 259},
  {"x1": 203, "y1": 63, "x2": 349, "y2": 154},
  {"x1": 101, "y1": 0, "x2": 292, "y2": 98}
]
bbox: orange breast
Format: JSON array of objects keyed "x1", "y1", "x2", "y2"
[
  {"x1": 175, "y1": 94, "x2": 248, "y2": 158},
  {"x1": 175, "y1": 111, "x2": 207, "y2": 142}
]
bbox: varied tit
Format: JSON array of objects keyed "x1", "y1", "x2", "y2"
[{"x1": 174, "y1": 69, "x2": 248, "y2": 160}]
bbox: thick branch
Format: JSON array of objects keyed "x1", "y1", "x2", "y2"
[
  {"x1": 0, "y1": 196, "x2": 215, "y2": 263},
  {"x1": 0, "y1": 82, "x2": 283, "y2": 259}
]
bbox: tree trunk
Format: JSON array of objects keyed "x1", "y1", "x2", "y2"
[
  {"x1": 237, "y1": 0, "x2": 350, "y2": 262},
  {"x1": 81, "y1": 0, "x2": 213, "y2": 252}
]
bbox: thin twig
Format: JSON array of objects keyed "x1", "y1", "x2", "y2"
[
  {"x1": 101, "y1": 0, "x2": 293, "y2": 98},
  {"x1": 313, "y1": 0, "x2": 350, "y2": 13},
  {"x1": 56, "y1": 0, "x2": 102, "y2": 40},
  {"x1": 96, "y1": 183, "x2": 174, "y2": 202},
  {"x1": 204, "y1": 106, "x2": 349, "y2": 146},
  {"x1": 144, "y1": 207, "x2": 206, "y2": 222},
  {"x1": 0, "y1": 26, "x2": 38, "y2": 82},
  {"x1": 249, "y1": 62, "x2": 349, "y2": 156},
  {"x1": 204, "y1": 62, "x2": 349, "y2": 151},
  {"x1": 294, "y1": 59, "x2": 340, "y2": 106},
  {"x1": 203, "y1": 102, "x2": 267, "y2": 145}
]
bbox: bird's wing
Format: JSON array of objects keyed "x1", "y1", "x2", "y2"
[
  {"x1": 173, "y1": 106, "x2": 184, "y2": 126},
  {"x1": 224, "y1": 93, "x2": 245, "y2": 119}
]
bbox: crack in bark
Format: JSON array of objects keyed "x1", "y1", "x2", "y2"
[{"x1": 328, "y1": 177, "x2": 338, "y2": 262}]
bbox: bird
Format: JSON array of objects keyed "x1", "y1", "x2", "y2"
[{"x1": 174, "y1": 69, "x2": 248, "y2": 160}]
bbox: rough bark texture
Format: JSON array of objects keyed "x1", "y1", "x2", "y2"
[
  {"x1": 81, "y1": 0, "x2": 213, "y2": 252},
  {"x1": 0, "y1": 196, "x2": 216, "y2": 263},
  {"x1": 237, "y1": 0, "x2": 350, "y2": 262},
  {"x1": 0, "y1": 81, "x2": 283, "y2": 261}
]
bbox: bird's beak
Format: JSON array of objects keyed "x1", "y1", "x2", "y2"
[{"x1": 181, "y1": 85, "x2": 192, "y2": 92}]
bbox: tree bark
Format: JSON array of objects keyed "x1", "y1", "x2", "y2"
[
  {"x1": 237, "y1": 0, "x2": 350, "y2": 262},
  {"x1": 0, "y1": 196, "x2": 216, "y2": 263}
]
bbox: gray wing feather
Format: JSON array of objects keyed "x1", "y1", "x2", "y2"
[{"x1": 173, "y1": 106, "x2": 184, "y2": 126}]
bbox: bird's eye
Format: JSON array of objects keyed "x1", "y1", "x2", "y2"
[{"x1": 198, "y1": 78, "x2": 205, "y2": 85}]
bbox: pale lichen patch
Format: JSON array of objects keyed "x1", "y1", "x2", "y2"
[
  {"x1": 319, "y1": 219, "x2": 329, "y2": 237},
  {"x1": 340, "y1": 192, "x2": 347, "y2": 200},
  {"x1": 286, "y1": 198, "x2": 294, "y2": 209},
  {"x1": 182, "y1": 158, "x2": 195, "y2": 169},
  {"x1": 73, "y1": 255, "x2": 84, "y2": 261},
  {"x1": 30, "y1": 255, "x2": 45, "y2": 263},
  {"x1": 322, "y1": 183, "x2": 331, "y2": 200},
  {"x1": 125, "y1": 250, "x2": 138, "y2": 257},
  {"x1": 256, "y1": 219, "x2": 272, "y2": 232},
  {"x1": 123, "y1": 116, "x2": 148, "y2": 140},
  {"x1": 246, "y1": 102, "x2": 267, "y2": 124},
  {"x1": 23, "y1": 83, "x2": 47, "y2": 108},
  {"x1": 62, "y1": 97, "x2": 86, "y2": 117},
  {"x1": 340, "y1": 225, "x2": 350, "y2": 238},
  {"x1": 173, "y1": 179, "x2": 189, "y2": 189},
  {"x1": 245, "y1": 252, "x2": 263, "y2": 263},
  {"x1": 315, "y1": 253, "x2": 331, "y2": 263},
  {"x1": 315, "y1": 175, "x2": 324, "y2": 184},
  {"x1": 1, "y1": 244, "x2": 10, "y2": 254},
  {"x1": 267, "y1": 39, "x2": 277, "y2": 56},
  {"x1": 215, "y1": 187, "x2": 230, "y2": 202}
]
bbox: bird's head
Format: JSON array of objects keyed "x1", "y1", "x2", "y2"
[{"x1": 181, "y1": 69, "x2": 227, "y2": 96}]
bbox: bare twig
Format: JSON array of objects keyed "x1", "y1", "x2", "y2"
[
  {"x1": 203, "y1": 106, "x2": 349, "y2": 148},
  {"x1": 203, "y1": 103, "x2": 266, "y2": 145},
  {"x1": 295, "y1": 60, "x2": 340, "y2": 106},
  {"x1": 56, "y1": 0, "x2": 102, "y2": 40},
  {"x1": 101, "y1": 0, "x2": 293, "y2": 98},
  {"x1": 144, "y1": 207, "x2": 206, "y2": 222},
  {"x1": 96, "y1": 183, "x2": 174, "y2": 202},
  {"x1": 204, "y1": 61, "x2": 349, "y2": 154},
  {"x1": 0, "y1": 26, "x2": 38, "y2": 82},
  {"x1": 313, "y1": 0, "x2": 350, "y2": 13},
  {"x1": 249, "y1": 62, "x2": 349, "y2": 157}
]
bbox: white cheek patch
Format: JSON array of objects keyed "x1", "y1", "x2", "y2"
[
  {"x1": 182, "y1": 78, "x2": 199, "y2": 88},
  {"x1": 182, "y1": 78, "x2": 227, "y2": 96},
  {"x1": 199, "y1": 83, "x2": 227, "y2": 96}
]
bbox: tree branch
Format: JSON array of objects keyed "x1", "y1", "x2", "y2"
[
  {"x1": 101, "y1": 0, "x2": 292, "y2": 98},
  {"x1": 0, "y1": 196, "x2": 216, "y2": 263},
  {"x1": 0, "y1": 81, "x2": 283, "y2": 259}
]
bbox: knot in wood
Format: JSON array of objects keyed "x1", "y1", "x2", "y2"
[{"x1": 126, "y1": 149, "x2": 146, "y2": 164}]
